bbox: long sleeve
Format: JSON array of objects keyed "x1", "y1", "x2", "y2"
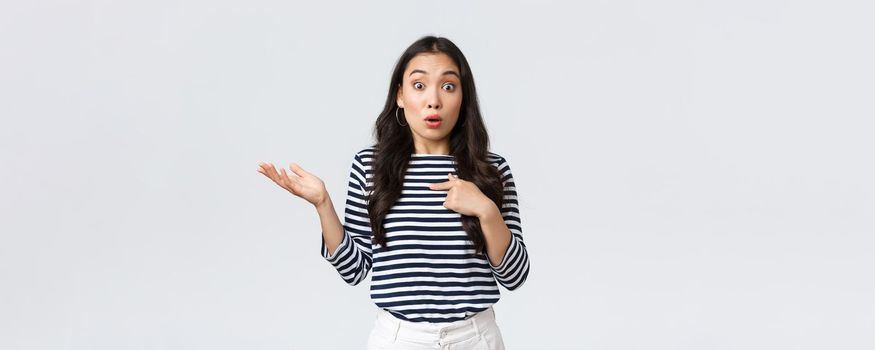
[
  {"x1": 319, "y1": 152, "x2": 373, "y2": 286},
  {"x1": 487, "y1": 157, "x2": 530, "y2": 290}
]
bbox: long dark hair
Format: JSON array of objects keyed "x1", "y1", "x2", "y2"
[{"x1": 367, "y1": 35, "x2": 504, "y2": 255}]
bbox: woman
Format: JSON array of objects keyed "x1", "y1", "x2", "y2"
[{"x1": 257, "y1": 35, "x2": 529, "y2": 350}]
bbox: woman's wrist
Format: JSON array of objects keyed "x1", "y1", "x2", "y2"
[
  {"x1": 475, "y1": 201, "x2": 501, "y2": 220},
  {"x1": 314, "y1": 192, "x2": 332, "y2": 212}
]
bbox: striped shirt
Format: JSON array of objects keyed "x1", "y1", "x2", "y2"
[{"x1": 320, "y1": 147, "x2": 530, "y2": 324}]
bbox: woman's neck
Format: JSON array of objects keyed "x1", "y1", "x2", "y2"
[{"x1": 413, "y1": 141, "x2": 451, "y2": 155}]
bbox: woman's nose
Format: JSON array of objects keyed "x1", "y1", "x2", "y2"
[{"x1": 427, "y1": 91, "x2": 441, "y2": 109}]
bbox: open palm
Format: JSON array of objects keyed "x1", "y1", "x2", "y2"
[{"x1": 257, "y1": 162, "x2": 327, "y2": 207}]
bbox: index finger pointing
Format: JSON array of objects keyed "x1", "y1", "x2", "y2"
[{"x1": 429, "y1": 180, "x2": 454, "y2": 190}]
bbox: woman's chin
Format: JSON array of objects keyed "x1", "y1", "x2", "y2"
[{"x1": 414, "y1": 128, "x2": 451, "y2": 140}]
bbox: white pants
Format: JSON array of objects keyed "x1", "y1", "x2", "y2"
[{"x1": 367, "y1": 307, "x2": 506, "y2": 350}]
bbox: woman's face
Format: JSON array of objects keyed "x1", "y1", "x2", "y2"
[{"x1": 396, "y1": 52, "x2": 463, "y2": 142}]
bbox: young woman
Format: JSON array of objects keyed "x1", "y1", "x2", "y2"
[{"x1": 257, "y1": 35, "x2": 529, "y2": 350}]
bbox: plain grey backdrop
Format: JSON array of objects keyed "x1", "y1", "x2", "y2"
[{"x1": 1, "y1": 0, "x2": 873, "y2": 349}]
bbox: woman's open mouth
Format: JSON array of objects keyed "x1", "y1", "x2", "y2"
[{"x1": 424, "y1": 114, "x2": 442, "y2": 128}]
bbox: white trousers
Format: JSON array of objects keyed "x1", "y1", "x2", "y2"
[{"x1": 367, "y1": 307, "x2": 506, "y2": 350}]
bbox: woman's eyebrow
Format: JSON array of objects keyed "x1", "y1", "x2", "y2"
[{"x1": 409, "y1": 69, "x2": 460, "y2": 78}]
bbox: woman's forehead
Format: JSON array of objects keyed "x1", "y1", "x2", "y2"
[{"x1": 405, "y1": 53, "x2": 459, "y2": 76}]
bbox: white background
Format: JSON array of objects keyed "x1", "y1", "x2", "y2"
[{"x1": 1, "y1": 0, "x2": 873, "y2": 349}]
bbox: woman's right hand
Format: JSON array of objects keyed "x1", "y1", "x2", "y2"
[{"x1": 257, "y1": 162, "x2": 328, "y2": 207}]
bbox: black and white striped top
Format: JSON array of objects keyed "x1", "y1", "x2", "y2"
[{"x1": 320, "y1": 147, "x2": 530, "y2": 324}]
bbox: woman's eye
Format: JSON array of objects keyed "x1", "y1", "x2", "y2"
[
  {"x1": 442, "y1": 83, "x2": 456, "y2": 91},
  {"x1": 413, "y1": 82, "x2": 424, "y2": 89}
]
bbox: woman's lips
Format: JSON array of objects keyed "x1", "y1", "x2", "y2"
[{"x1": 424, "y1": 114, "x2": 442, "y2": 129}]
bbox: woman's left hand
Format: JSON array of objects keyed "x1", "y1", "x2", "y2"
[{"x1": 429, "y1": 173, "x2": 497, "y2": 218}]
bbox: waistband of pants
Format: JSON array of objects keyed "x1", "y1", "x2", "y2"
[{"x1": 374, "y1": 307, "x2": 496, "y2": 345}]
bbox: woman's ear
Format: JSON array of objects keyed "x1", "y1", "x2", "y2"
[{"x1": 396, "y1": 85, "x2": 404, "y2": 108}]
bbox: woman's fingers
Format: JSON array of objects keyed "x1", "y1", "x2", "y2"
[
  {"x1": 265, "y1": 163, "x2": 284, "y2": 184},
  {"x1": 289, "y1": 163, "x2": 310, "y2": 177},
  {"x1": 258, "y1": 161, "x2": 309, "y2": 195},
  {"x1": 257, "y1": 163, "x2": 274, "y2": 180},
  {"x1": 257, "y1": 163, "x2": 273, "y2": 180},
  {"x1": 261, "y1": 162, "x2": 276, "y2": 181},
  {"x1": 280, "y1": 168, "x2": 297, "y2": 193}
]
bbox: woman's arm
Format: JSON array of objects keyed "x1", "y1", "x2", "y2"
[
  {"x1": 481, "y1": 157, "x2": 530, "y2": 291},
  {"x1": 478, "y1": 206, "x2": 512, "y2": 268},
  {"x1": 317, "y1": 153, "x2": 374, "y2": 286},
  {"x1": 315, "y1": 194, "x2": 344, "y2": 257},
  {"x1": 257, "y1": 153, "x2": 373, "y2": 286}
]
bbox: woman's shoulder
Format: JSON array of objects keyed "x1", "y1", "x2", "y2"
[
  {"x1": 487, "y1": 151, "x2": 504, "y2": 162},
  {"x1": 347, "y1": 146, "x2": 376, "y2": 187},
  {"x1": 354, "y1": 146, "x2": 378, "y2": 162},
  {"x1": 486, "y1": 151, "x2": 509, "y2": 168}
]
